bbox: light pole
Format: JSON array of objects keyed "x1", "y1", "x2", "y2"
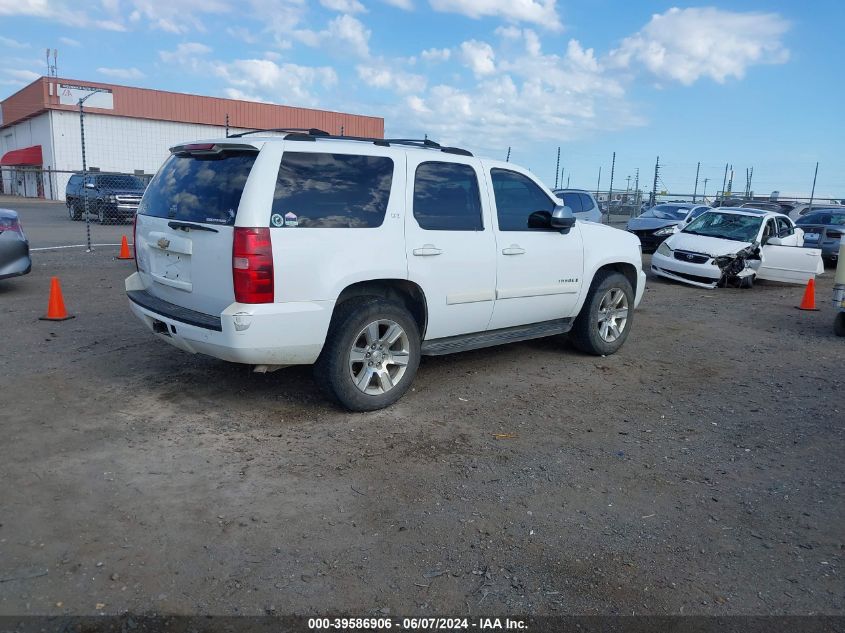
[{"x1": 79, "y1": 88, "x2": 108, "y2": 252}]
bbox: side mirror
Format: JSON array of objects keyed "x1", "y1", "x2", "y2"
[
  {"x1": 765, "y1": 236, "x2": 785, "y2": 246},
  {"x1": 85, "y1": 183, "x2": 96, "y2": 189},
  {"x1": 551, "y1": 205, "x2": 576, "y2": 233}
]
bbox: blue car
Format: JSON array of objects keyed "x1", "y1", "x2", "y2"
[
  {"x1": 797, "y1": 209, "x2": 844, "y2": 263},
  {"x1": 626, "y1": 203, "x2": 711, "y2": 250}
]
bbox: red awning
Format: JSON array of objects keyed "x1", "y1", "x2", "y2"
[{"x1": 0, "y1": 145, "x2": 43, "y2": 167}]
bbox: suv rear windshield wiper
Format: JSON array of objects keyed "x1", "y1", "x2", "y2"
[{"x1": 167, "y1": 221, "x2": 219, "y2": 233}]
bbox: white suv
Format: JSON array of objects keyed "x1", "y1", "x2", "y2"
[{"x1": 126, "y1": 130, "x2": 646, "y2": 411}]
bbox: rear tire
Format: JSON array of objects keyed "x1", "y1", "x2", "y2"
[
  {"x1": 570, "y1": 270, "x2": 634, "y2": 356},
  {"x1": 97, "y1": 205, "x2": 108, "y2": 225},
  {"x1": 835, "y1": 313, "x2": 845, "y2": 337},
  {"x1": 315, "y1": 298, "x2": 421, "y2": 411},
  {"x1": 67, "y1": 200, "x2": 82, "y2": 221}
]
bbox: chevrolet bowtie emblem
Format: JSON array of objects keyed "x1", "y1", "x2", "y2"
[{"x1": 157, "y1": 238, "x2": 170, "y2": 249}]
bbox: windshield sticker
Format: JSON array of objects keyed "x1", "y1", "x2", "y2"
[
  {"x1": 270, "y1": 213, "x2": 284, "y2": 228},
  {"x1": 284, "y1": 212, "x2": 299, "y2": 227}
]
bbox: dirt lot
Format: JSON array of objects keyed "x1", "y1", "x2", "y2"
[{"x1": 0, "y1": 199, "x2": 842, "y2": 617}]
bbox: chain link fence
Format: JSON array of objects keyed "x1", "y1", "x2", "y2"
[{"x1": 1, "y1": 167, "x2": 152, "y2": 227}]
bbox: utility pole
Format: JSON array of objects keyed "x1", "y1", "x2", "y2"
[
  {"x1": 726, "y1": 165, "x2": 734, "y2": 196},
  {"x1": 720, "y1": 162, "x2": 729, "y2": 203},
  {"x1": 748, "y1": 166, "x2": 753, "y2": 198},
  {"x1": 650, "y1": 156, "x2": 660, "y2": 207},
  {"x1": 566, "y1": 174, "x2": 570, "y2": 187},
  {"x1": 634, "y1": 168, "x2": 640, "y2": 207},
  {"x1": 554, "y1": 147, "x2": 561, "y2": 189},
  {"x1": 808, "y1": 162, "x2": 819, "y2": 210},
  {"x1": 505, "y1": 146, "x2": 511, "y2": 162},
  {"x1": 595, "y1": 166, "x2": 601, "y2": 198},
  {"x1": 693, "y1": 161, "x2": 700, "y2": 202},
  {"x1": 225, "y1": 113, "x2": 230, "y2": 138},
  {"x1": 625, "y1": 175, "x2": 631, "y2": 193},
  {"x1": 702, "y1": 177, "x2": 709, "y2": 202},
  {"x1": 607, "y1": 151, "x2": 616, "y2": 223},
  {"x1": 78, "y1": 88, "x2": 109, "y2": 253}
]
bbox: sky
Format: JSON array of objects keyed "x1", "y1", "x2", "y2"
[{"x1": 1, "y1": 0, "x2": 844, "y2": 197}]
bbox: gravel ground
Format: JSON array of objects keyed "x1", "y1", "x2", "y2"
[{"x1": 0, "y1": 200, "x2": 842, "y2": 617}]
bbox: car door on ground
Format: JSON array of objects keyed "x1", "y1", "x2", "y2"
[
  {"x1": 404, "y1": 157, "x2": 497, "y2": 340},
  {"x1": 757, "y1": 216, "x2": 824, "y2": 283},
  {"x1": 486, "y1": 166, "x2": 584, "y2": 330}
]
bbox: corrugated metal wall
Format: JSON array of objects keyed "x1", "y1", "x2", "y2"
[{"x1": 1, "y1": 77, "x2": 384, "y2": 138}]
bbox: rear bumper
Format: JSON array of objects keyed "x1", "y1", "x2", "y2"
[
  {"x1": 0, "y1": 239, "x2": 31, "y2": 280},
  {"x1": 125, "y1": 273, "x2": 333, "y2": 365}
]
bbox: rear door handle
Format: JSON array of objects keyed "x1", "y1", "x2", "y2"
[
  {"x1": 413, "y1": 245, "x2": 443, "y2": 256},
  {"x1": 502, "y1": 245, "x2": 525, "y2": 255}
]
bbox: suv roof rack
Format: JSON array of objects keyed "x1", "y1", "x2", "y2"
[
  {"x1": 228, "y1": 128, "x2": 473, "y2": 156},
  {"x1": 228, "y1": 127, "x2": 331, "y2": 139}
]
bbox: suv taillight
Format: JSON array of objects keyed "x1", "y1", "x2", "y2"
[
  {"x1": 233, "y1": 228, "x2": 274, "y2": 303},
  {"x1": 132, "y1": 214, "x2": 139, "y2": 272}
]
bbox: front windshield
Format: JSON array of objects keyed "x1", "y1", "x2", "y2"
[
  {"x1": 682, "y1": 212, "x2": 763, "y2": 242},
  {"x1": 640, "y1": 204, "x2": 690, "y2": 220},
  {"x1": 98, "y1": 175, "x2": 145, "y2": 189}
]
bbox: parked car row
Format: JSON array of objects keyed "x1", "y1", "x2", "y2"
[{"x1": 65, "y1": 172, "x2": 147, "y2": 225}]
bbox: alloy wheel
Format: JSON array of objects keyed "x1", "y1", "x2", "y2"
[
  {"x1": 596, "y1": 288, "x2": 629, "y2": 343},
  {"x1": 348, "y1": 319, "x2": 411, "y2": 395}
]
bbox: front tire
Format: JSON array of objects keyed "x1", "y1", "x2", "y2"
[
  {"x1": 67, "y1": 199, "x2": 82, "y2": 221},
  {"x1": 315, "y1": 298, "x2": 421, "y2": 411},
  {"x1": 570, "y1": 270, "x2": 634, "y2": 355}
]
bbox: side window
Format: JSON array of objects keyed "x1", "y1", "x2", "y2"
[
  {"x1": 413, "y1": 161, "x2": 483, "y2": 231},
  {"x1": 776, "y1": 216, "x2": 794, "y2": 237},
  {"x1": 690, "y1": 206, "x2": 708, "y2": 220},
  {"x1": 561, "y1": 192, "x2": 583, "y2": 213},
  {"x1": 272, "y1": 152, "x2": 393, "y2": 228},
  {"x1": 492, "y1": 169, "x2": 556, "y2": 231},
  {"x1": 579, "y1": 193, "x2": 595, "y2": 212}
]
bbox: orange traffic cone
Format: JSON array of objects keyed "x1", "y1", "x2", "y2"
[
  {"x1": 796, "y1": 278, "x2": 819, "y2": 311},
  {"x1": 39, "y1": 277, "x2": 75, "y2": 321},
  {"x1": 117, "y1": 235, "x2": 133, "y2": 260}
]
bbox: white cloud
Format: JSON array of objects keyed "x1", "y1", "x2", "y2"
[
  {"x1": 356, "y1": 63, "x2": 425, "y2": 93},
  {"x1": 460, "y1": 40, "x2": 495, "y2": 76},
  {"x1": 124, "y1": 0, "x2": 230, "y2": 33},
  {"x1": 429, "y1": 0, "x2": 561, "y2": 30},
  {"x1": 381, "y1": 0, "x2": 413, "y2": 9},
  {"x1": 158, "y1": 42, "x2": 213, "y2": 72},
  {"x1": 59, "y1": 36, "x2": 81, "y2": 47},
  {"x1": 295, "y1": 14, "x2": 371, "y2": 58},
  {"x1": 377, "y1": 30, "x2": 641, "y2": 155},
  {"x1": 97, "y1": 66, "x2": 145, "y2": 80},
  {"x1": 0, "y1": 36, "x2": 29, "y2": 48},
  {"x1": 215, "y1": 59, "x2": 338, "y2": 106},
  {"x1": 421, "y1": 47, "x2": 450, "y2": 62},
  {"x1": 609, "y1": 7, "x2": 790, "y2": 85},
  {"x1": 320, "y1": 0, "x2": 366, "y2": 13},
  {"x1": 3, "y1": 69, "x2": 40, "y2": 83}
]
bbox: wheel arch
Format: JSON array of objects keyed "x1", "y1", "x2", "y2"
[{"x1": 333, "y1": 279, "x2": 428, "y2": 338}]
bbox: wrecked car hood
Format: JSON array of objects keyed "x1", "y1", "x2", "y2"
[
  {"x1": 627, "y1": 217, "x2": 678, "y2": 231},
  {"x1": 666, "y1": 233, "x2": 752, "y2": 257}
]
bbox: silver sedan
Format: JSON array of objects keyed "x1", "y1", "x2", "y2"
[{"x1": 0, "y1": 208, "x2": 31, "y2": 280}]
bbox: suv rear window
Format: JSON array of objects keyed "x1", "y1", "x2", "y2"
[
  {"x1": 272, "y1": 152, "x2": 394, "y2": 228},
  {"x1": 139, "y1": 151, "x2": 257, "y2": 226}
]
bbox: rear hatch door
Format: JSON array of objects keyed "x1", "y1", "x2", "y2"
[{"x1": 135, "y1": 142, "x2": 261, "y2": 316}]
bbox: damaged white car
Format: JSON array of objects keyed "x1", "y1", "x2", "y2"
[{"x1": 651, "y1": 208, "x2": 824, "y2": 289}]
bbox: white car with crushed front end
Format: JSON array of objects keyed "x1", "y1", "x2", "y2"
[
  {"x1": 126, "y1": 130, "x2": 646, "y2": 411},
  {"x1": 651, "y1": 207, "x2": 824, "y2": 289}
]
